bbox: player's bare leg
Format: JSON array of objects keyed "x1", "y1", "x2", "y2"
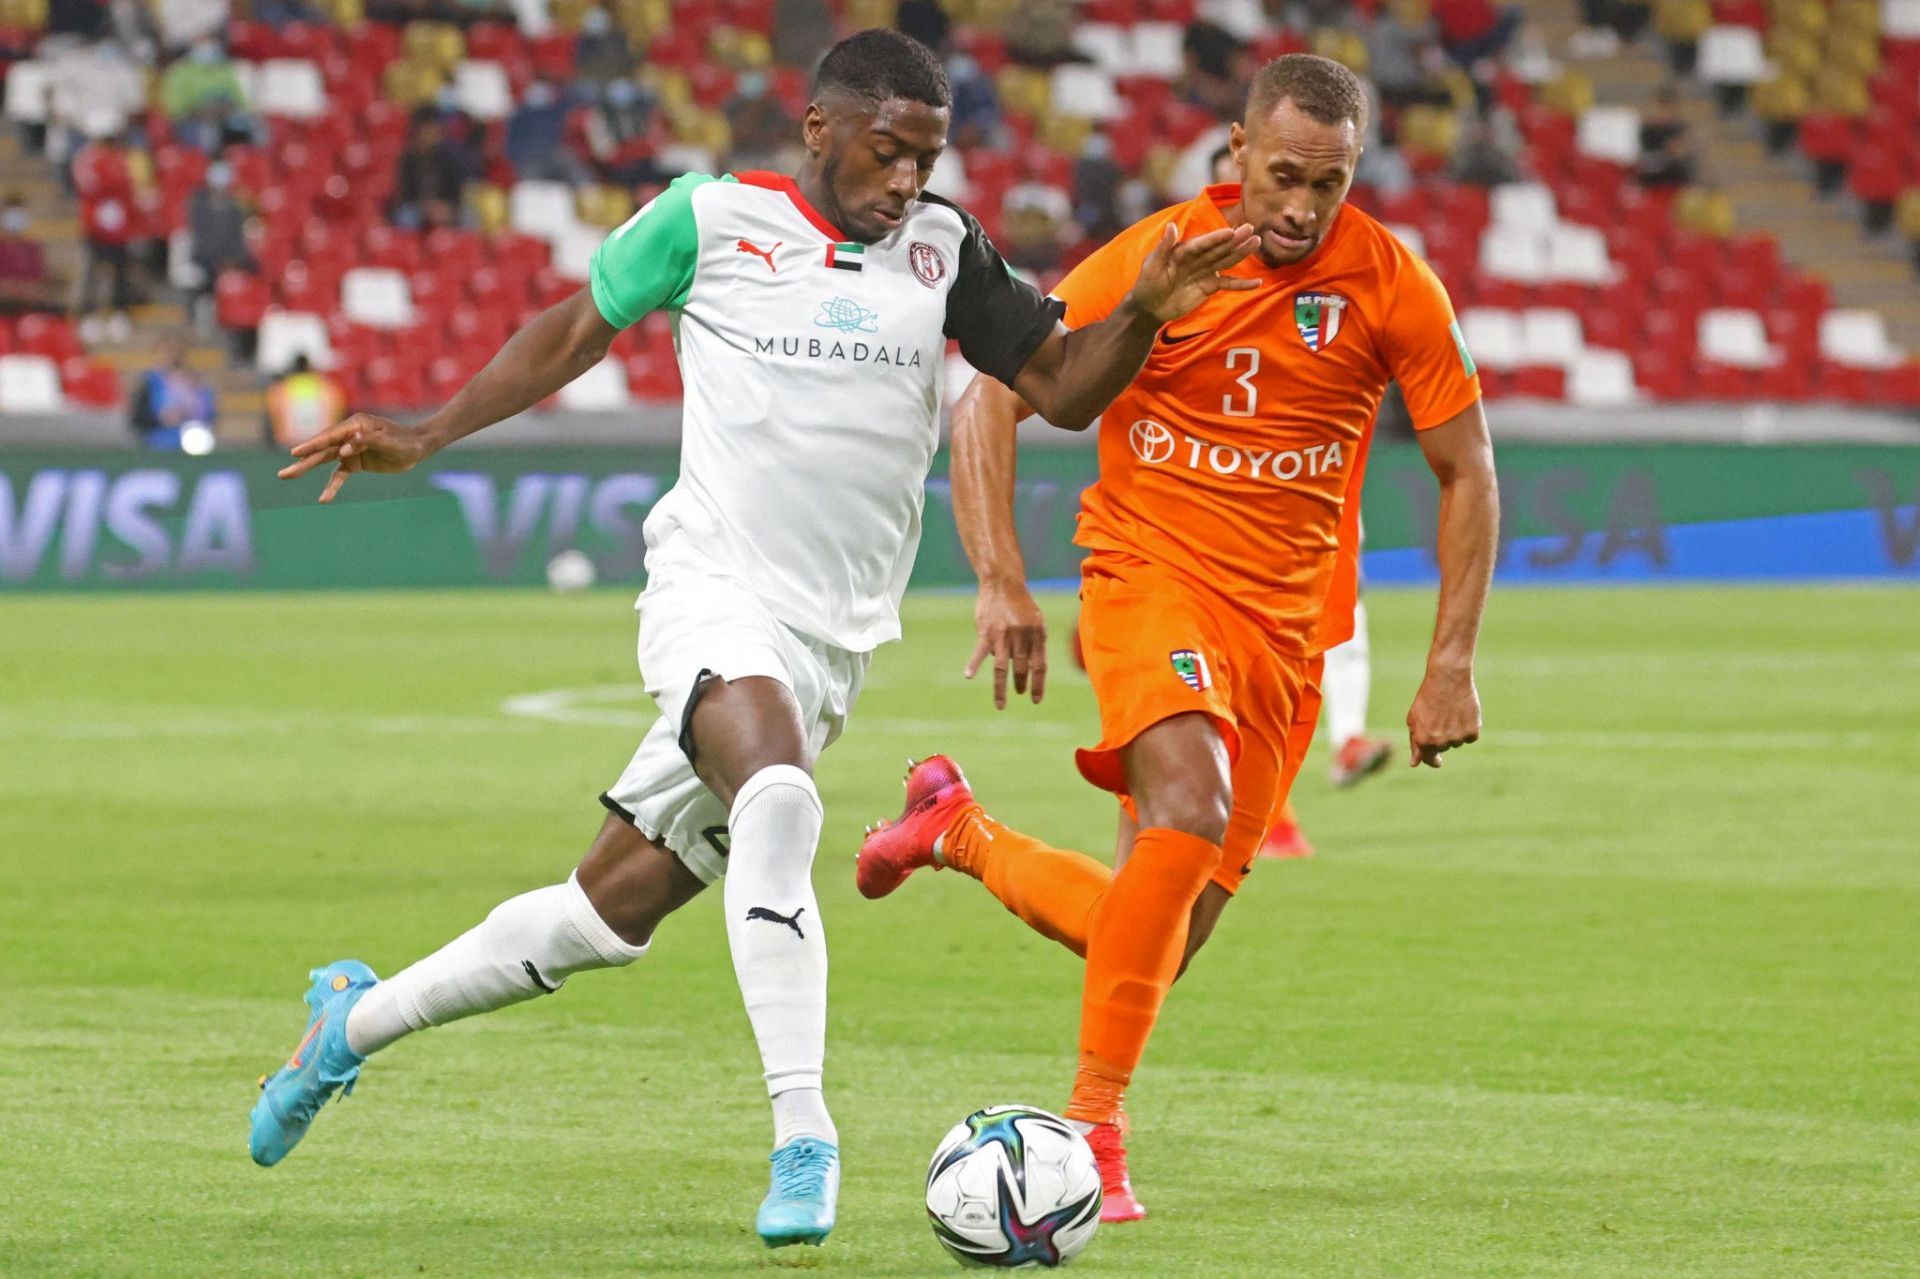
[
  {"x1": 683, "y1": 675, "x2": 841, "y2": 1247},
  {"x1": 250, "y1": 816, "x2": 694, "y2": 1167}
]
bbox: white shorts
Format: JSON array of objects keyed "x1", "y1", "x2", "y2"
[{"x1": 600, "y1": 562, "x2": 869, "y2": 885}]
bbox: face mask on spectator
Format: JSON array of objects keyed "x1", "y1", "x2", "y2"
[
  {"x1": 582, "y1": 8, "x2": 611, "y2": 33},
  {"x1": 2, "y1": 210, "x2": 26, "y2": 235},
  {"x1": 191, "y1": 40, "x2": 221, "y2": 64},
  {"x1": 207, "y1": 163, "x2": 232, "y2": 191},
  {"x1": 737, "y1": 72, "x2": 767, "y2": 99},
  {"x1": 525, "y1": 82, "x2": 556, "y2": 108},
  {"x1": 436, "y1": 87, "x2": 459, "y2": 112},
  {"x1": 606, "y1": 80, "x2": 636, "y2": 107}
]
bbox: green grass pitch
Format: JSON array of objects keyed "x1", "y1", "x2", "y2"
[{"x1": 2, "y1": 585, "x2": 1916, "y2": 1277}]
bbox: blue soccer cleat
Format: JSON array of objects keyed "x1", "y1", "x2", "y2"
[
  {"x1": 249, "y1": 959, "x2": 378, "y2": 1167},
  {"x1": 756, "y1": 1136, "x2": 839, "y2": 1248}
]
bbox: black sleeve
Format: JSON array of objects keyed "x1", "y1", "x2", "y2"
[
  {"x1": 930, "y1": 196, "x2": 1066, "y2": 385},
  {"x1": 129, "y1": 375, "x2": 157, "y2": 435}
]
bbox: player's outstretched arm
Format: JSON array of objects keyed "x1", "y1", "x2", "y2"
[
  {"x1": 278, "y1": 290, "x2": 620, "y2": 503},
  {"x1": 1406, "y1": 400, "x2": 1499, "y2": 768},
  {"x1": 952, "y1": 374, "x2": 1046, "y2": 708},
  {"x1": 1008, "y1": 223, "x2": 1259, "y2": 431}
]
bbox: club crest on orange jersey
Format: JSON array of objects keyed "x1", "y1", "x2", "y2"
[
  {"x1": 1294, "y1": 292, "x2": 1348, "y2": 352},
  {"x1": 1170, "y1": 649, "x2": 1211, "y2": 692}
]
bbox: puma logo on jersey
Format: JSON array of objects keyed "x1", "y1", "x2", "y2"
[
  {"x1": 736, "y1": 239, "x2": 781, "y2": 272},
  {"x1": 746, "y1": 905, "x2": 807, "y2": 939}
]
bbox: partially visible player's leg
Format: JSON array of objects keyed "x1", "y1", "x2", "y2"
[
  {"x1": 249, "y1": 813, "x2": 692, "y2": 1168},
  {"x1": 1323, "y1": 596, "x2": 1393, "y2": 787}
]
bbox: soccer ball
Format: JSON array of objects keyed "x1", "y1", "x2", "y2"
[
  {"x1": 925, "y1": 1105, "x2": 1101, "y2": 1268},
  {"x1": 544, "y1": 549, "x2": 596, "y2": 592}
]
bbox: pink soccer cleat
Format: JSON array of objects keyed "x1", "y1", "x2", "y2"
[
  {"x1": 1329, "y1": 734, "x2": 1393, "y2": 788},
  {"x1": 855, "y1": 755, "x2": 976, "y2": 899},
  {"x1": 1082, "y1": 1121, "x2": 1146, "y2": 1223}
]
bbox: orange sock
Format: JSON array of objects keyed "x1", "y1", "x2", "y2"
[
  {"x1": 939, "y1": 808, "x2": 1113, "y2": 957},
  {"x1": 1065, "y1": 827, "x2": 1222, "y2": 1126}
]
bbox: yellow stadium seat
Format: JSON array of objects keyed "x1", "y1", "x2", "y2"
[
  {"x1": 1654, "y1": 0, "x2": 1712, "y2": 43},
  {"x1": 737, "y1": 32, "x2": 773, "y2": 68},
  {"x1": 1541, "y1": 70, "x2": 1595, "y2": 117},
  {"x1": 549, "y1": 0, "x2": 596, "y2": 32},
  {"x1": 844, "y1": 0, "x2": 897, "y2": 28},
  {"x1": 383, "y1": 61, "x2": 444, "y2": 109},
  {"x1": 1676, "y1": 186, "x2": 1736, "y2": 238},
  {"x1": 994, "y1": 66, "x2": 1051, "y2": 120},
  {"x1": 1769, "y1": 31, "x2": 1822, "y2": 79},
  {"x1": 1400, "y1": 105, "x2": 1460, "y2": 159},
  {"x1": 1811, "y1": 73, "x2": 1871, "y2": 116},
  {"x1": 1827, "y1": 33, "x2": 1881, "y2": 79},
  {"x1": 1895, "y1": 188, "x2": 1920, "y2": 241},
  {"x1": 1771, "y1": 0, "x2": 1826, "y2": 40},
  {"x1": 468, "y1": 185, "x2": 508, "y2": 235},
  {"x1": 1309, "y1": 29, "x2": 1369, "y2": 75},
  {"x1": 1388, "y1": 0, "x2": 1431, "y2": 24},
  {"x1": 1751, "y1": 75, "x2": 1811, "y2": 123},
  {"x1": 1830, "y1": 0, "x2": 1880, "y2": 40},
  {"x1": 1040, "y1": 114, "x2": 1094, "y2": 155},
  {"x1": 642, "y1": 67, "x2": 693, "y2": 109}
]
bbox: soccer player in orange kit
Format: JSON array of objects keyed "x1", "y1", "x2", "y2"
[{"x1": 858, "y1": 55, "x2": 1500, "y2": 1220}]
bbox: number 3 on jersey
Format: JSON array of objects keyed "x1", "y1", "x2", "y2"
[{"x1": 1223, "y1": 347, "x2": 1259, "y2": 417}]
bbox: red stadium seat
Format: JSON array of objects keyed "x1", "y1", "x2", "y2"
[
  {"x1": 215, "y1": 272, "x2": 270, "y2": 329},
  {"x1": 362, "y1": 225, "x2": 424, "y2": 274},
  {"x1": 61, "y1": 357, "x2": 123, "y2": 407},
  {"x1": 14, "y1": 313, "x2": 81, "y2": 362}
]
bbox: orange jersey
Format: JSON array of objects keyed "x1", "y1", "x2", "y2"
[{"x1": 1055, "y1": 184, "x2": 1480, "y2": 655}]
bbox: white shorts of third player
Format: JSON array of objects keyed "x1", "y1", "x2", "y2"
[{"x1": 601, "y1": 559, "x2": 869, "y2": 885}]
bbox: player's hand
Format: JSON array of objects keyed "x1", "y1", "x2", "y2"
[
  {"x1": 964, "y1": 578, "x2": 1048, "y2": 709},
  {"x1": 1123, "y1": 222, "x2": 1261, "y2": 325},
  {"x1": 1406, "y1": 665, "x2": 1481, "y2": 768},
  {"x1": 277, "y1": 412, "x2": 436, "y2": 503}
]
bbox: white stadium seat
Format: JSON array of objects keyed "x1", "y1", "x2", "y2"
[
  {"x1": 1819, "y1": 309, "x2": 1906, "y2": 368},
  {"x1": 253, "y1": 59, "x2": 326, "y2": 118},
  {"x1": 1566, "y1": 350, "x2": 1641, "y2": 406},
  {"x1": 1698, "y1": 308, "x2": 1776, "y2": 367},
  {"x1": 1385, "y1": 223, "x2": 1427, "y2": 257},
  {"x1": 1576, "y1": 106, "x2": 1642, "y2": 164},
  {"x1": 3, "y1": 59, "x2": 50, "y2": 124},
  {"x1": 1459, "y1": 308, "x2": 1524, "y2": 371},
  {"x1": 1490, "y1": 182, "x2": 1558, "y2": 232},
  {"x1": 509, "y1": 180, "x2": 580, "y2": 243},
  {"x1": 551, "y1": 222, "x2": 603, "y2": 283},
  {"x1": 1129, "y1": 23, "x2": 1187, "y2": 79},
  {"x1": 1545, "y1": 224, "x2": 1616, "y2": 283},
  {"x1": 453, "y1": 61, "x2": 514, "y2": 121},
  {"x1": 1886, "y1": 0, "x2": 1920, "y2": 39},
  {"x1": 1198, "y1": 0, "x2": 1270, "y2": 40},
  {"x1": 1072, "y1": 23, "x2": 1133, "y2": 76},
  {"x1": 1521, "y1": 308, "x2": 1586, "y2": 367},
  {"x1": 556, "y1": 358, "x2": 631, "y2": 410},
  {"x1": 255, "y1": 310, "x2": 333, "y2": 373},
  {"x1": 1698, "y1": 26, "x2": 1770, "y2": 84},
  {"x1": 1479, "y1": 226, "x2": 1549, "y2": 283},
  {"x1": 1050, "y1": 63, "x2": 1123, "y2": 121},
  {"x1": 0, "y1": 354, "x2": 65, "y2": 413},
  {"x1": 341, "y1": 267, "x2": 415, "y2": 329},
  {"x1": 923, "y1": 148, "x2": 971, "y2": 201}
]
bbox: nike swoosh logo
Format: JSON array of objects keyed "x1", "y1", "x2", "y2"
[{"x1": 1159, "y1": 328, "x2": 1209, "y2": 346}]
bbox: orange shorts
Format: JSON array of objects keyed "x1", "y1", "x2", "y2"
[{"x1": 1074, "y1": 551, "x2": 1324, "y2": 895}]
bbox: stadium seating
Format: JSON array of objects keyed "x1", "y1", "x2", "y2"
[{"x1": 1, "y1": 1, "x2": 1914, "y2": 413}]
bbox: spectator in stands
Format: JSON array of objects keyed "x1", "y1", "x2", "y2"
[
  {"x1": 1449, "y1": 112, "x2": 1523, "y2": 186},
  {"x1": 945, "y1": 52, "x2": 1002, "y2": 150},
  {"x1": 1368, "y1": 0, "x2": 1452, "y2": 109},
  {"x1": 130, "y1": 334, "x2": 216, "y2": 450},
  {"x1": 1636, "y1": 86, "x2": 1696, "y2": 188},
  {"x1": 1075, "y1": 132, "x2": 1126, "y2": 241},
  {"x1": 1432, "y1": 0, "x2": 1522, "y2": 69},
  {"x1": 392, "y1": 109, "x2": 467, "y2": 230},
  {"x1": 1506, "y1": 21, "x2": 1561, "y2": 84},
  {"x1": 161, "y1": 38, "x2": 245, "y2": 119},
  {"x1": 151, "y1": 0, "x2": 229, "y2": 52},
  {"x1": 774, "y1": 0, "x2": 836, "y2": 69},
  {"x1": 73, "y1": 131, "x2": 142, "y2": 343},
  {"x1": 896, "y1": 0, "x2": 952, "y2": 53},
  {"x1": 507, "y1": 80, "x2": 585, "y2": 184},
  {"x1": 1001, "y1": 181, "x2": 1072, "y2": 275},
  {"x1": 254, "y1": 0, "x2": 329, "y2": 26},
  {"x1": 0, "y1": 194, "x2": 54, "y2": 314},
  {"x1": 578, "y1": 78, "x2": 665, "y2": 186},
  {"x1": 187, "y1": 160, "x2": 253, "y2": 328},
  {"x1": 575, "y1": 4, "x2": 638, "y2": 86},
  {"x1": 1182, "y1": 20, "x2": 1248, "y2": 120},
  {"x1": 174, "y1": 93, "x2": 259, "y2": 156},
  {"x1": 266, "y1": 353, "x2": 346, "y2": 447},
  {"x1": 725, "y1": 71, "x2": 794, "y2": 173},
  {"x1": 43, "y1": 41, "x2": 147, "y2": 172}
]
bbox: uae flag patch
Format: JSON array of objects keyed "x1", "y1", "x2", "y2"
[
  {"x1": 1170, "y1": 649, "x2": 1211, "y2": 692},
  {"x1": 826, "y1": 242, "x2": 865, "y2": 272}
]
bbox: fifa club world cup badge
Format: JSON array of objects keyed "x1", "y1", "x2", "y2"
[
  {"x1": 1170, "y1": 649, "x2": 1212, "y2": 692},
  {"x1": 1294, "y1": 292, "x2": 1348, "y2": 352}
]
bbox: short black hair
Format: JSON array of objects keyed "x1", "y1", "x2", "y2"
[
  {"x1": 812, "y1": 28, "x2": 950, "y2": 110},
  {"x1": 1246, "y1": 54, "x2": 1368, "y2": 133}
]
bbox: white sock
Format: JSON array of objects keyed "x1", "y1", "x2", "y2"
[
  {"x1": 344, "y1": 871, "x2": 646, "y2": 1057},
  {"x1": 1322, "y1": 597, "x2": 1372, "y2": 745},
  {"x1": 723, "y1": 764, "x2": 835, "y2": 1149},
  {"x1": 772, "y1": 1087, "x2": 838, "y2": 1148}
]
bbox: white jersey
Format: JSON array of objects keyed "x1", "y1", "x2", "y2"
[{"x1": 589, "y1": 171, "x2": 1064, "y2": 651}]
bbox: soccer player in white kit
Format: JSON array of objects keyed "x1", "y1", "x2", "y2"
[{"x1": 250, "y1": 30, "x2": 1258, "y2": 1250}]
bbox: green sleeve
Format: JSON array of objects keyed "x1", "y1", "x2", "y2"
[{"x1": 588, "y1": 172, "x2": 730, "y2": 329}]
